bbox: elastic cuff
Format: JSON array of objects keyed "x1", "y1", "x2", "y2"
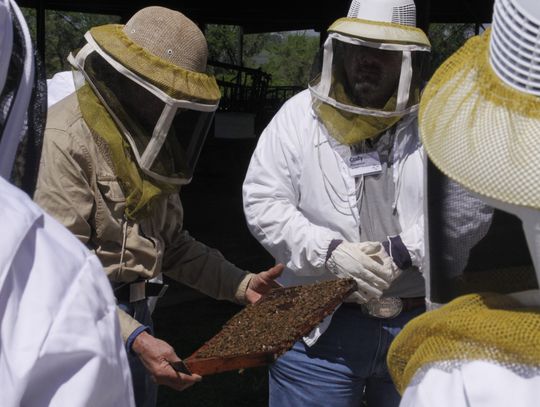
[
  {"x1": 384, "y1": 235, "x2": 412, "y2": 270},
  {"x1": 234, "y1": 273, "x2": 254, "y2": 304},
  {"x1": 127, "y1": 325, "x2": 151, "y2": 355},
  {"x1": 326, "y1": 239, "x2": 343, "y2": 262}
]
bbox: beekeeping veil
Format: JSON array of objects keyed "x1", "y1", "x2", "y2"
[
  {"x1": 68, "y1": 6, "x2": 220, "y2": 186},
  {"x1": 420, "y1": 0, "x2": 540, "y2": 309},
  {"x1": 0, "y1": 0, "x2": 46, "y2": 195},
  {"x1": 309, "y1": 0, "x2": 430, "y2": 144}
]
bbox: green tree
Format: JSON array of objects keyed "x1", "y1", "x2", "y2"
[
  {"x1": 261, "y1": 32, "x2": 319, "y2": 87},
  {"x1": 427, "y1": 23, "x2": 476, "y2": 77},
  {"x1": 21, "y1": 9, "x2": 319, "y2": 88},
  {"x1": 21, "y1": 8, "x2": 119, "y2": 77},
  {"x1": 205, "y1": 24, "x2": 279, "y2": 66}
]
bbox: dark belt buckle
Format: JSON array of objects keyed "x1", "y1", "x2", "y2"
[{"x1": 361, "y1": 297, "x2": 403, "y2": 319}]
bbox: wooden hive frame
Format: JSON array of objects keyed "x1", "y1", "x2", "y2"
[{"x1": 172, "y1": 278, "x2": 356, "y2": 376}]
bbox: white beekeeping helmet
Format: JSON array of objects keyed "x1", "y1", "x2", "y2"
[
  {"x1": 347, "y1": 0, "x2": 417, "y2": 26},
  {"x1": 308, "y1": 0, "x2": 429, "y2": 144},
  {"x1": 490, "y1": 0, "x2": 540, "y2": 95},
  {"x1": 419, "y1": 0, "x2": 540, "y2": 307}
]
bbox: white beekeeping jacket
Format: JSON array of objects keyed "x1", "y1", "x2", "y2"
[
  {"x1": 243, "y1": 89, "x2": 424, "y2": 288},
  {"x1": 243, "y1": 89, "x2": 424, "y2": 343},
  {"x1": 0, "y1": 177, "x2": 134, "y2": 406},
  {"x1": 46, "y1": 70, "x2": 76, "y2": 108},
  {"x1": 400, "y1": 361, "x2": 540, "y2": 407}
]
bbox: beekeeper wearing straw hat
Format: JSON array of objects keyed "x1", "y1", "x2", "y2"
[
  {"x1": 34, "y1": 6, "x2": 283, "y2": 406},
  {"x1": 243, "y1": 0, "x2": 430, "y2": 405},
  {"x1": 387, "y1": 0, "x2": 540, "y2": 405},
  {"x1": 0, "y1": 0, "x2": 134, "y2": 405}
]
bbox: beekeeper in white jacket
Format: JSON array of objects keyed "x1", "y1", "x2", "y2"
[
  {"x1": 388, "y1": 0, "x2": 540, "y2": 405},
  {"x1": 0, "y1": 1, "x2": 134, "y2": 405},
  {"x1": 242, "y1": 0, "x2": 431, "y2": 406}
]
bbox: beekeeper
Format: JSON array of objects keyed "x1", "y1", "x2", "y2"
[
  {"x1": 33, "y1": 6, "x2": 283, "y2": 406},
  {"x1": 387, "y1": 0, "x2": 540, "y2": 405},
  {"x1": 242, "y1": 0, "x2": 430, "y2": 405},
  {"x1": 0, "y1": 0, "x2": 134, "y2": 405}
]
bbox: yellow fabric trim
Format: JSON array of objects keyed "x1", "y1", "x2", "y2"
[
  {"x1": 387, "y1": 293, "x2": 540, "y2": 394},
  {"x1": 313, "y1": 83, "x2": 402, "y2": 144},
  {"x1": 77, "y1": 83, "x2": 177, "y2": 220},
  {"x1": 419, "y1": 28, "x2": 540, "y2": 209},
  {"x1": 329, "y1": 18, "x2": 430, "y2": 46},
  {"x1": 424, "y1": 29, "x2": 540, "y2": 120},
  {"x1": 90, "y1": 25, "x2": 221, "y2": 103}
]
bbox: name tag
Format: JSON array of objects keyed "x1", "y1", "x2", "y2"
[{"x1": 348, "y1": 151, "x2": 382, "y2": 177}]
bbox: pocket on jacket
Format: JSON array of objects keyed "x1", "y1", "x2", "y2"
[
  {"x1": 97, "y1": 178, "x2": 125, "y2": 202},
  {"x1": 95, "y1": 177, "x2": 126, "y2": 238}
]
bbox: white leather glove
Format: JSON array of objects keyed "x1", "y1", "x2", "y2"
[{"x1": 326, "y1": 241, "x2": 401, "y2": 303}]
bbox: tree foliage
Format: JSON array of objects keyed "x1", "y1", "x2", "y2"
[
  {"x1": 20, "y1": 8, "x2": 477, "y2": 88},
  {"x1": 427, "y1": 23, "x2": 477, "y2": 76},
  {"x1": 262, "y1": 32, "x2": 320, "y2": 87},
  {"x1": 21, "y1": 8, "x2": 120, "y2": 76},
  {"x1": 205, "y1": 25, "x2": 319, "y2": 87},
  {"x1": 22, "y1": 9, "x2": 318, "y2": 87}
]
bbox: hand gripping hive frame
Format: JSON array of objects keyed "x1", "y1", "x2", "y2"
[{"x1": 170, "y1": 278, "x2": 356, "y2": 376}]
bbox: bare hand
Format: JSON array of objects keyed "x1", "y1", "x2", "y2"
[
  {"x1": 132, "y1": 331, "x2": 201, "y2": 391},
  {"x1": 245, "y1": 263, "x2": 284, "y2": 304}
]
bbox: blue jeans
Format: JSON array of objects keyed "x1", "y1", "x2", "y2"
[
  {"x1": 118, "y1": 300, "x2": 157, "y2": 407},
  {"x1": 269, "y1": 304, "x2": 425, "y2": 407}
]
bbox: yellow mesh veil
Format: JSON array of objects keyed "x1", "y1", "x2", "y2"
[
  {"x1": 419, "y1": 29, "x2": 540, "y2": 210},
  {"x1": 77, "y1": 84, "x2": 177, "y2": 220},
  {"x1": 313, "y1": 86, "x2": 401, "y2": 144},
  {"x1": 387, "y1": 293, "x2": 540, "y2": 394}
]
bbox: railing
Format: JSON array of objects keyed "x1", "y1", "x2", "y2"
[
  {"x1": 208, "y1": 60, "x2": 304, "y2": 133},
  {"x1": 208, "y1": 60, "x2": 271, "y2": 113}
]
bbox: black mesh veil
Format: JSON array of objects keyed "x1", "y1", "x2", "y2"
[
  {"x1": 0, "y1": 6, "x2": 46, "y2": 196},
  {"x1": 12, "y1": 51, "x2": 46, "y2": 196},
  {"x1": 426, "y1": 159, "x2": 538, "y2": 305}
]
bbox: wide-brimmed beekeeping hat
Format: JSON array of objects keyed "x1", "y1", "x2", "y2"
[
  {"x1": 90, "y1": 5, "x2": 219, "y2": 103},
  {"x1": 419, "y1": 0, "x2": 540, "y2": 210},
  {"x1": 420, "y1": 0, "x2": 540, "y2": 309},
  {"x1": 69, "y1": 6, "x2": 220, "y2": 185}
]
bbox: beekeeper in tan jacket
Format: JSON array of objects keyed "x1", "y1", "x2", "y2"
[{"x1": 34, "y1": 6, "x2": 283, "y2": 406}]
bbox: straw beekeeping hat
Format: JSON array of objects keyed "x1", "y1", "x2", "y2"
[
  {"x1": 419, "y1": 0, "x2": 540, "y2": 210},
  {"x1": 87, "y1": 6, "x2": 219, "y2": 103}
]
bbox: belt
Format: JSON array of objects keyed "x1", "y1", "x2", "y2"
[
  {"x1": 341, "y1": 296, "x2": 425, "y2": 319},
  {"x1": 113, "y1": 281, "x2": 169, "y2": 303}
]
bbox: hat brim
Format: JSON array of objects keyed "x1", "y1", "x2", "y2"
[
  {"x1": 329, "y1": 18, "x2": 430, "y2": 47},
  {"x1": 419, "y1": 30, "x2": 540, "y2": 210},
  {"x1": 90, "y1": 25, "x2": 220, "y2": 103}
]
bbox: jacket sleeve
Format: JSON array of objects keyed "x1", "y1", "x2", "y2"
[
  {"x1": 393, "y1": 123, "x2": 425, "y2": 270},
  {"x1": 242, "y1": 102, "x2": 343, "y2": 275},
  {"x1": 5, "y1": 204, "x2": 135, "y2": 407},
  {"x1": 34, "y1": 128, "x2": 94, "y2": 244},
  {"x1": 162, "y1": 224, "x2": 252, "y2": 304},
  {"x1": 399, "y1": 219, "x2": 424, "y2": 269},
  {"x1": 34, "y1": 128, "x2": 144, "y2": 341}
]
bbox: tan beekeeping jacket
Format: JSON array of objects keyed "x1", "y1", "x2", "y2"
[{"x1": 34, "y1": 93, "x2": 251, "y2": 341}]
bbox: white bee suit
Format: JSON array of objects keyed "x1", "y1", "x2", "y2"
[
  {"x1": 243, "y1": 89, "x2": 424, "y2": 299},
  {"x1": 46, "y1": 70, "x2": 75, "y2": 108},
  {"x1": 0, "y1": 177, "x2": 134, "y2": 407},
  {"x1": 399, "y1": 361, "x2": 540, "y2": 407}
]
